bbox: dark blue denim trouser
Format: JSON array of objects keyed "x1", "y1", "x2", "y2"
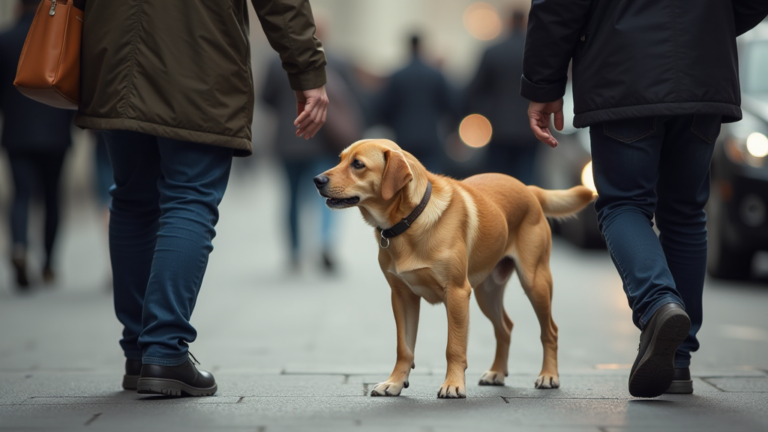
[
  {"x1": 104, "y1": 131, "x2": 233, "y2": 366},
  {"x1": 590, "y1": 115, "x2": 720, "y2": 368}
]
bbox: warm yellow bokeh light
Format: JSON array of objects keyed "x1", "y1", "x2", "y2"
[
  {"x1": 463, "y1": 2, "x2": 502, "y2": 41},
  {"x1": 746, "y1": 132, "x2": 768, "y2": 158},
  {"x1": 581, "y1": 161, "x2": 597, "y2": 193},
  {"x1": 459, "y1": 114, "x2": 493, "y2": 148}
]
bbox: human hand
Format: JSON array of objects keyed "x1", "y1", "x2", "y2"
[
  {"x1": 528, "y1": 99, "x2": 564, "y2": 148},
  {"x1": 294, "y1": 86, "x2": 329, "y2": 140}
]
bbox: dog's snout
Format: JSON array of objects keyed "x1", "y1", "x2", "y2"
[{"x1": 313, "y1": 175, "x2": 329, "y2": 189}]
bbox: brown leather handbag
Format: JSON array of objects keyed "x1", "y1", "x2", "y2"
[{"x1": 13, "y1": 0, "x2": 84, "y2": 110}]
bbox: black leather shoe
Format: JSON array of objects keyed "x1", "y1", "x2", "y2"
[
  {"x1": 122, "y1": 359, "x2": 142, "y2": 390},
  {"x1": 137, "y1": 356, "x2": 217, "y2": 397},
  {"x1": 629, "y1": 303, "x2": 691, "y2": 398},
  {"x1": 665, "y1": 367, "x2": 694, "y2": 394}
]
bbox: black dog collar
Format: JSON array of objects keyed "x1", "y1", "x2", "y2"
[{"x1": 377, "y1": 181, "x2": 432, "y2": 249}]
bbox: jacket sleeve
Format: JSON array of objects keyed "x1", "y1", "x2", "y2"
[
  {"x1": 521, "y1": 0, "x2": 592, "y2": 103},
  {"x1": 251, "y1": 0, "x2": 327, "y2": 91},
  {"x1": 732, "y1": 0, "x2": 768, "y2": 36}
]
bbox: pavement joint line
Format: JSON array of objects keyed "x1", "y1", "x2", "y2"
[
  {"x1": 84, "y1": 412, "x2": 102, "y2": 426},
  {"x1": 237, "y1": 396, "x2": 245, "y2": 403},
  {"x1": 700, "y1": 377, "x2": 728, "y2": 392}
]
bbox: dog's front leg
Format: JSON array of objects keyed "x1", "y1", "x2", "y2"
[
  {"x1": 438, "y1": 280, "x2": 471, "y2": 399},
  {"x1": 370, "y1": 280, "x2": 420, "y2": 397}
]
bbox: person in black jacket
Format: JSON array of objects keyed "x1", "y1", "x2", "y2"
[
  {"x1": 522, "y1": 0, "x2": 768, "y2": 398},
  {"x1": 376, "y1": 34, "x2": 457, "y2": 173},
  {"x1": 0, "y1": 0, "x2": 73, "y2": 291},
  {"x1": 465, "y1": 10, "x2": 539, "y2": 184}
]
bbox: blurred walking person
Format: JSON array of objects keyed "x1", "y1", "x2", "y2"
[
  {"x1": 0, "y1": 0, "x2": 73, "y2": 291},
  {"x1": 262, "y1": 53, "x2": 362, "y2": 273},
  {"x1": 376, "y1": 34, "x2": 457, "y2": 173},
  {"x1": 523, "y1": 0, "x2": 768, "y2": 397},
  {"x1": 74, "y1": 0, "x2": 328, "y2": 397},
  {"x1": 465, "y1": 9, "x2": 538, "y2": 185}
]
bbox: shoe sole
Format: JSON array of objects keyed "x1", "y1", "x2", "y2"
[
  {"x1": 665, "y1": 379, "x2": 694, "y2": 394},
  {"x1": 122, "y1": 375, "x2": 139, "y2": 390},
  {"x1": 136, "y1": 378, "x2": 217, "y2": 397},
  {"x1": 629, "y1": 309, "x2": 691, "y2": 398}
]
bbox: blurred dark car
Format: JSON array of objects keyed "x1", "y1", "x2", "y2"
[{"x1": 707, "y1": 23, "x2": 768, "y2": 280}]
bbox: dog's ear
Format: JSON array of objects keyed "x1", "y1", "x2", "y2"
[{"x1": 381, "y1": 150, "x2": 413, "y2": 201}]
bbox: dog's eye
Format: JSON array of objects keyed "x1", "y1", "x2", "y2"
[{"x1": 352, "y1": 159, "x2": 365, "y2": 169}]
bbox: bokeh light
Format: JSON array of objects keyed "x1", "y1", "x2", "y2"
[
  {"x1": 746, "y1": 132, "x2": 768, "y2": 158},
  {"x1": 581, "y1": 161, "x2": 597, "y2": 194},
  {"x1": 463, "y1": 2, "x2": 502, "y2": 41},
  {"x1": 459, "y1": 114, "x2": 493, "y2": 148}
]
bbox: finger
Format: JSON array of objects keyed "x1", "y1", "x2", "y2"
[
  {"x1": 529, "y1": 115, "x2": 551, "y2": 144},
  {"x1": 554, "y1": 109, "x2": 565, "y2": 131},
  {"x1": 294, "y1": 100, "x2": 315, "y2": 126}
]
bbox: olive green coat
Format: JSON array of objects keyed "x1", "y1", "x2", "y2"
[{"x1": 74, "y1": 0, "x2": 327, "y2": 156}]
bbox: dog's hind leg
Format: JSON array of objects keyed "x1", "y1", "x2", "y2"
[
  {"x1": 370, "y1": 279, "x2": 421, "y2": 397},
  {"x1": 516, "y1": 245, "x2": 560, "y2": 389},
  {"x1": 475, "y1": 258, "x2": 515, "y2": 386}
]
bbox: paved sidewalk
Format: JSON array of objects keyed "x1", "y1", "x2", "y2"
[{"x1": 1, "y1": 160, "x2": 767, "y2": 431}]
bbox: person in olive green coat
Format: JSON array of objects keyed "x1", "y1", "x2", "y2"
[{"x1": 74, "y1": 0, "x2": 329, "y2": 397}]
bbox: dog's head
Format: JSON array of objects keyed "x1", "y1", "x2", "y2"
[{"x1": 313, "y1": 139, "x2": 414, "y2": 209}]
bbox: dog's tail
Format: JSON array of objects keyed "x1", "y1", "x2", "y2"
[{"x1": 527, "y1": 185, "x2": 595, "y2": 219}]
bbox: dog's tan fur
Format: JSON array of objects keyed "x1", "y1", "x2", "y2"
[{"x1": 318, "y1": 139, "x2": 595, "y2": 398}]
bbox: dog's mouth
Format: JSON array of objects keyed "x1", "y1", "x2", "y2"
[{"x1": 325, "y1": 196, "x2": 360, "y2": 208}]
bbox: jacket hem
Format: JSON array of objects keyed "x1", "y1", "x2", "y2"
[
  {"x1": 573, "y1": 102, "x2": 742, "y2": 128},
  {"x1": 73, "y1": 115, "x2": 253, "y2": 157}
]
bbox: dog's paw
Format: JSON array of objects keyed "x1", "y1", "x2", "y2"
[
  {"x1": 370, "y1": 381, "x2": 406, "y2": 397},
  {"x1": 534, "y1": 374, "x2": 560, "y2": 389},
  {"x1": 437, "y1": 380, "x2": 466, "y2": 399},
  {"x1": 478, "y1": 371, "x2": 506, "y2": 386}
]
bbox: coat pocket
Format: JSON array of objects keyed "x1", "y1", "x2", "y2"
[
  {"x1": 603, "y1": 117, "x2": 657, "y2": 144},
  {"x1": 691, "y1": 115, "x2": 722, "y2": 144}
]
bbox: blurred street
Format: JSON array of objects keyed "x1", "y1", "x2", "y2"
[{"x1": 1, "y1": 159, "x2": 768, "y2": 432}]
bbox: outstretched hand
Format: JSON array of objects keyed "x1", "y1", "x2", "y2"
[
  {"x1": 528, "y1": 99, "x2": 564, "y2": 148},
  {"x1": 294, "y1": 86, "x2": 329, "y2": 140}
]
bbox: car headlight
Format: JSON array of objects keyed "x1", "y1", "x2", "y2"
[
  {"x1": 746, "y1": 132, "x2": 768, "y2": 158},
  {"x1": 726, "y1": 132, "x2": 768, "y2": 167},
  {"x1": 581, "y1": 161, "x2": 597, "y2": 194}
]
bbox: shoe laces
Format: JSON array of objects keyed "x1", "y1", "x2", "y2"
[{"x1": 188, "y1": 351, "x2": 201, "y2": 366}]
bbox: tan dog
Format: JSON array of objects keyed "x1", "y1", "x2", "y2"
[{"x1": 314, "y1": 139, "x2": 594, "y2": 398}]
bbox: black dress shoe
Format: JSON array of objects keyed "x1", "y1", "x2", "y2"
[
  {"x1": 122, "y1": 359, "x2": 142, "y2": 390},
  {"x1": 629, "y1": 303, "x2": 691, "y2": 398},
  {"x1": 137, "y1": 356, "x2": 217, "y2": 397},
  {"x1": 665, "y1": 367, "x2": 694, "y2": 394}
]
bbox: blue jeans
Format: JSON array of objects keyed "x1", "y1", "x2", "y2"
[
  {"x1": 104, "y1": 131, "x2": 233, "y2": 366},
  {"x1": 590, "y1": 115, "x2": 720, "y2": 368},
  {"x1": 283, "y1": 157, "x2": 336, "y2": 256}
]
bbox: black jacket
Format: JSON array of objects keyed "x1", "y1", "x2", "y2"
[
  {"x1": 376, "y1": 56, "x2": 457, "y2": 153},
  {"x1": 0, "y1": 13, "x2": 73, "y2": 154},
  {"x1": 466, "y1": 32, "x2": 535, "y2": 145},
  {"x1": 521, "y1": 0, "x2": 768, "y2": 128}
]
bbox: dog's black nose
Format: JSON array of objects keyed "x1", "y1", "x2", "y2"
[{"x1": 313, "y1": 175, "x2": 329, "y2": 189}]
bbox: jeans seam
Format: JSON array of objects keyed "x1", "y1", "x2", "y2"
[{"x1": 603, "y1": 117, "x2": 657, "y2": 143}]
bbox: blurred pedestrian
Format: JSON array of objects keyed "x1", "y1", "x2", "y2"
[
  {"x1": 92, "y1": 131, "x2": 113, "y2": 289},
  {"x1": 262, "y1": 50, "x2": 362, "y2": 273},
  {"x1": 375, "y1": 34, "x2": 457, "y2": 173},
  {"x1": 0, "y1": 0, "x2": 73, "y2": 291},
  {"x1": 465, "y1": 9, "x2": 538, "y2": 185},
  {"x1": 74, "y1": 0, "x2": 328, "y2": 397},
  {"x1": 522, "y1": 0, "x2": 768, "y2": 398}
]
